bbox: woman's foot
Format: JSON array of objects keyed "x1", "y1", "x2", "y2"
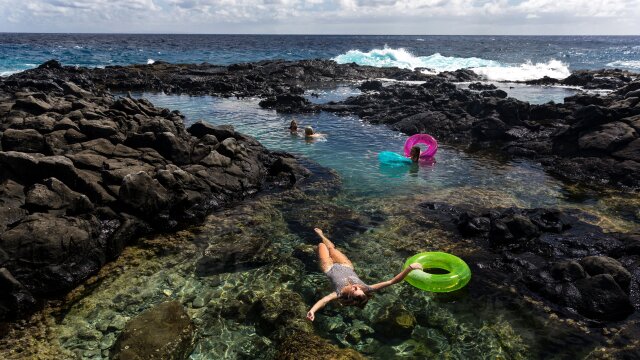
[{"x1": 315, "y1": 228, "x2": 336, "y2": 249}]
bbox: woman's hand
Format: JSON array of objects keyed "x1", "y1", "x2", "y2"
[
  {"x1": 314, "y1": 228, "x2": 324, "y2": 236},
  {"x1": 306, "y1": 310, "x2": 315, "y2": 321},
  {"x1": 409, "y1": 262, "x2": 423, "y2": 271}
]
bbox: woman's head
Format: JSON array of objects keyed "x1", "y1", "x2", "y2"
[
  {"x1": 289, "y1": 119, "x2": 298, "y2": 131},
  {"x1": 304, "y1": 126, "x2": 314, "y2": 136},
  {"x1": 339, "y1": 284, "x2": 371, "y2": 308},
  {"x1": 410, "y1": 146, "x2": 421, "y2": 162}
]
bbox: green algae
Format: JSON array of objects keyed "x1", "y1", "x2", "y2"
[{"x1": 0, "y1": 181, "x2": 636, "y2": 359}]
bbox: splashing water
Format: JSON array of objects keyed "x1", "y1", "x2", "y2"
[
  {"x1": 332, "y1": 47, "x2": 500, "y2": 72},
  {"x1": 333, "y1": 46, "x2": 572, "y2": 81},
  {"x1": 470, "y1": 59, "x2": 571, "y2": 81}
]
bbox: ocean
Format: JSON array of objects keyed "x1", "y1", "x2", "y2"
[
  {"x1": 1, "y1": 33, "x2": 640, "y2": 359},
  {"x1": 1, "y1": 34, "x2": 640, "y2": 80}
]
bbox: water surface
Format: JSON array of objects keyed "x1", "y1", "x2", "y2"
[{"x1": 8, "y1": 87, "x2": 637, "y2": 360}]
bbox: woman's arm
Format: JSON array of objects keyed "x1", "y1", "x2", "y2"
[
  {"x1": 369, "y1": 263, "x2": 423, "y2": 291},
  {"x1": 306, "y1": 292, "x2": 338, "y2": 321}
]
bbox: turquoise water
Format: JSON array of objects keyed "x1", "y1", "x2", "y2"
[
  {"x1": 131, "y1": 88, "x2": 568, "y2": 206},
  {"x1": 16, "y1": 87, "x2": 634, "y2": 360}
]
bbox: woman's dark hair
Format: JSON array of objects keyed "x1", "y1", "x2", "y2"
[
  {"x1": 410, "y1": 146, "x2": 421, "y2": 162},
  {"x1": 338, "y1": 285, "x2": 372, "y2": 309},
  {"x1": 289, "y1": 119, "x2": 298, "y2": 130}
]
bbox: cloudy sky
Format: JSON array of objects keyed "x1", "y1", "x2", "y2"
[{"x1": 1, "y1": 0, "x2": 639, "y2": 34}]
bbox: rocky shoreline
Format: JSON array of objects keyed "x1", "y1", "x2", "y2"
[
  {"x1": 313, "y1": 75, "x2": 640, "y2": 189},
  {"x1": 0, "y1": 59, "x2": 639, "y2": 358},
  {"x1": 0, "y1": 61, "x2": 311, "y2": 320},
  {"x1": 23, "y1": 59, "x2": 640, "y2": 189},
  {"x1": 418, "y1": 202, "x2": 638, "y2": 324}
]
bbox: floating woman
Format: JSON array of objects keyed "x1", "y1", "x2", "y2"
[{"x1": 306, "y1": 228, "x2": 423, "y2": 321}]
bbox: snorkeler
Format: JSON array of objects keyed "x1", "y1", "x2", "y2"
[
  {"x1": 304, "y1": 126, "x2": 325, "y2": 139},
  {"x1": 306, "y1": 228, "x2": 423, "y2": 321}
]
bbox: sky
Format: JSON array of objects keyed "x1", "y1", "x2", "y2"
[{"x1": 1, "y1": 0, "x2": 639, "y2": 34}]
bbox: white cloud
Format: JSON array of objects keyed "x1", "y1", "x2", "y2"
[
  {"x1": 516, "y1": 0, "x2": 635, "y2": 17},
  {"x1": 1, "y1": 0, "x2": 640, "y2": 33}
]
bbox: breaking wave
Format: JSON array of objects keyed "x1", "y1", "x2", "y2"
[{"x1": 333, "y1": 47, "x2": 571, "y2": 81}]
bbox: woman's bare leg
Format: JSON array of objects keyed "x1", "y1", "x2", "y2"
[
  {"x1": 315, "y1": 228, "x2": 353, "y2": 268},
  {"x1": 318, "y1": 243, "x2": 333, "y2": 272},
  {"x1": 328, "y1": 247, "x2": 353, "y2": 268}
]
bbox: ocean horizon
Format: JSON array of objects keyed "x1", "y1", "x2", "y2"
[
  {"x1": 2, "y1": 33, "x2": 640, "y2": 81},
  {"x1": 1, "y1": 12, "x2": 640, "y2": 359}
]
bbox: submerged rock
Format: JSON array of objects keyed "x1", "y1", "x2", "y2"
[
  {"x1": 277, "y1": 332, "x2": 365, "y2": 360},
  {"x1": 373, "y1": 305, "x2": 417, "y2": 339},
  {"x1": 195, "y1": 234, "x2": 275, "y2": 276},
  {"x1": 0, "y1": 65, "x2": 311, "y2": 320},
  {"x1": 111, "y1": 301, "x2": 195, "y2": 360}
]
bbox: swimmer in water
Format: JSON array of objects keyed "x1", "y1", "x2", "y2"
[
  {"x1": 306, "y1": 228, "x2": 422, "y2": 321},
  {"x1": 289, "y1": 119, "x2": 299, "y2": 134},
  {"x1": 410, "y1": 145, "x2": 421, "y2": 162},
  {"x1": 304, "y1": 126, "x2": 325, "y2": 139}
]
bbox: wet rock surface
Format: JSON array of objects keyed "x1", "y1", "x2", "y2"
[
  {"x1": 419, "y1": 202, "x2": 639, "y2": 323},
  {"x1": 1, "y1": 59, "x2": 639, "y2": 359},
  {"x1": 0, "y1": 63, "x2": 311, "y2": 320},
  {"x1": 5, "y1": 59, "x2": 431, "y2": 99},
  {"x1": 111, "y1": 301, "x2": 195, "y2": 360},
  {"x1": 525, "y1": 69, "x2": 640, "y2": 90},
  {"x1": 318, "y1": 75, "x2": 640, "y2": 188},
  {"x1": 6, "y1": 60, "x2": 640, "y2": 189}
]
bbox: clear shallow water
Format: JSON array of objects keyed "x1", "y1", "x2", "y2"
[
  {"x1": 2, "y1": 34, "x2": 640, "y2": 78},
  {"x1": 130, "y1": 88, "x2": 640, "y2": 232},
  {"x1": 131, "y1": 89, "x2": 567, "y2": 205},
  {"x1": 5, "y1": 87, "x2": 637, "y2": 359},
  {"x1": 464, "y1": 82, "x2": 581, "y2": 105},
  {"x1": 2, "y1": 34, "x2": 639, "y2": 360}
]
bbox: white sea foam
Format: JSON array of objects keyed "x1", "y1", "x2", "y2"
[
  {"x1": 606, "y1": 60, "x2": 640, "y2": 69},
  {"x1": 0, "y1": 70, "x2": 21, "y2": 77},
  {"x1": 470, "y1": 60, "x2": 571, "y2": 82},
  {"x1": 147, "y1": 59, "x2": 155, "y2": 65},
  {"x1": 333, "y1": 47, "x2": 499, "y2": 72},
  {"x1": 333, "y1": 47, "x2": 571, "y2": 81},
  {"x1": 0, "y1": 63, "x2": 37, "y2": 77}
]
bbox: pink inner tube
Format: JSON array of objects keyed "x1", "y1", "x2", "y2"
[{"x1": 404, "y1": 134, "x2": 438, "y2": 159}]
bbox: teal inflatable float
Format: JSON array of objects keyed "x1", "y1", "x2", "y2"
[
  {"x1": 378, "y1": 151, "x2": 413, "y2": 165},
  {"x1": 403, "y1": 252, "x2": 471, "y2": 292}
]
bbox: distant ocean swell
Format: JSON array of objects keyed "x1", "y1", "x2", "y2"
[
  {"x1": 4, "y1": 44, "x2": 638, "y2": 81},
  {"x1": 606, "y1": 60, "x2": 640, "y2": 70},
  {"x1": 332, "y1": 47, "x2": 572, "y2": 82}
]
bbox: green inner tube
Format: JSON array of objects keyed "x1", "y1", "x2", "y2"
[{"x1": 403, "y1": 252, "x2": 471, "y2": 292}]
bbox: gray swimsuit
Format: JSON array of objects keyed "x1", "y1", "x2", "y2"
[{"x1": 325, "y1": 264, "x2": 372, "y2": 296}]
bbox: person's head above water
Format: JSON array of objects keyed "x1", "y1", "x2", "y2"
[
  {"x1": 410, "y1": 146, "x2": 421, "y2": 162},
  {"x1": 289, "y1": 119, "x2": 298, "y2": 131},
  {"x1": 339, "y1": 284, "x2": 371, "y2": 308},
  {"x1": 304, "y1": 126, "x2": 314, "y2": 137}
]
